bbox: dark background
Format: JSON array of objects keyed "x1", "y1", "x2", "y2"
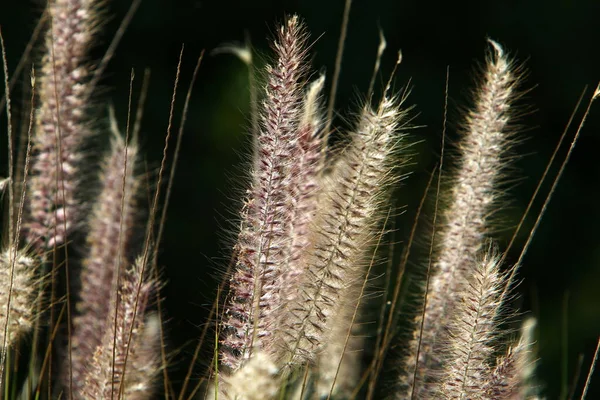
[{"x1": 1, "y1": 0, "x2": 600, "y2": 398}]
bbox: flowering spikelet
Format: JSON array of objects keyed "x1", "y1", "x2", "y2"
[
  {"x1": 293, "y1": 95, "x2": 407, "y2": 366},
  {"x1": 439, "y1": 248, "x2": 508, "y2": 399},
  {"x1": 25, "y1": 0, "x2": 99, "y2": 249},
  {"x1": 68, "y1": 132, "x2": 139, "y2": 394},
  {"x1": 221, "y1": 15, "x2": 309, "y2": 371},
  {"x1": 0, "y1": 248, "x2": 38, "y2": 349},
  {"x1": 399, "y1": 40, "x2": 519, "y2": 397},
  {"x1": 209, "y1": 351, "x2": 280, "y2": 400},
  {"x1": 484, "y1": 318, "x2": 538, "y2": 399},
  {"x1": 314, "y1": 303, "x2": 364, "y2": 398},
  {"x1": 80, "y1": 256, "x2": 157, "y2": 399},
  {"x1": 273, "y1": 75, "x2": 326, "y2": 366}
]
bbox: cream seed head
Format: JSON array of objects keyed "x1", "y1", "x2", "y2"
[
  {"x1": 399, "y1": 39, "x2": 521, "y2": 399},
  {"x1": 0, "y1": 249, "x2": 39, "y2": 349}
]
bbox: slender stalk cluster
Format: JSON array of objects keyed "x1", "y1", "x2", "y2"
[
  {"x1": 3, "y1": 2, "x2": 575, "y2": 399},
  {"x1": 2, "y1": 0, "x2": 160, "y2": 397}
]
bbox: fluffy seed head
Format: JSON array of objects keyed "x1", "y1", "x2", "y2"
[
  {"x1": 440, "y1": 248, "x2": 508, "y2": 399},
  {"x1": 0, "y1": 249, "x2": 39, "y2": 349},
  {"x1": 25, "y1": 0, "x2": 100, "y2": 250},
  {"x1": 68, "y1": 132, "x2": 139, "y2": 393},
  {"x1": 399, "y1": 39, "x2": 520, "y2": 398},
  {"x1": 220, "y1": 14, "x2": 310, "y2": 371}
]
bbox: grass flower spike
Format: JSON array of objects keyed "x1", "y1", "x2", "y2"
[
  {"x1": 398, "y1": 39, "x2": 520, "y2": 398},
  {"x1": 220, "y1": 15, "x2": 310, "y2": 371},
  {"x1": 68, "y1": 129, "x2": 141, "y2": 396},
  {"x1": 439, "y1": 247, "x2": 509, "y2": 399},
  {"x1": 25, "y1": 0, "x2": 100, "y2": 250},
  {"x1": 0, "y1": 249, "x2": 38, "y2": 350},
  {"x1": 80, "y1": 256, "x2": 158, "y2": 400}
]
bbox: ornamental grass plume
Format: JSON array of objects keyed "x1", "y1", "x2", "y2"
[
  {"x1": 0, "y1": 248, "x2": 39, "y2": 350},
  {"x1": 24, "y1": 0, "x2": 101, "y2": 251},
  {"x1": 212, "y1": 20, "x2": 542, "y2": 399},
  {"x1": 0, "y1": 1, "x2": 599, "y2": 400},
  {"x1": 438, "y1": 247, "x2": 513, "y2": 399},
  {"x1": 397, "y1": 39, "x2": 522, "y2": 399},
  {"x1": 68, "y1": 125, "x2": 150, "y2": 398},
  {"x1": 0, "y1": 0, "x2": 102, "y2": 374},
  {"x1": 80, "y1": 256, "x2": 158, "y2": 400},
  {"x1": 219, "y1": 15, "x2": 313, "y2": 372}
]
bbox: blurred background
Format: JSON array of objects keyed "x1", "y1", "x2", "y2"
[{"x1": 2, "y1": 0, "x2": 600, "y2": 398}]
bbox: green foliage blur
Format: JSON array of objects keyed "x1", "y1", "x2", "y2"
[{"x1": 1, "y1": 0, "x2": 599, "y2": 398}]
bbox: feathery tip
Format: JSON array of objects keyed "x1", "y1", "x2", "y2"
[
  {"x1": 300, "y1": 74, "x2": 325, "y2": 130},
  {"x1": 211, "y1": 43, "x2": 253, "y2": 65},
  {"x1": 593, "y1": 82, "x2": 600, "y2": 100},
  {"x1": 0, "y1": 177, "x2": 9, "y2": 192},
  {"x1": 487, "y1": 38, "x2": 504, "y2": 58}
]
